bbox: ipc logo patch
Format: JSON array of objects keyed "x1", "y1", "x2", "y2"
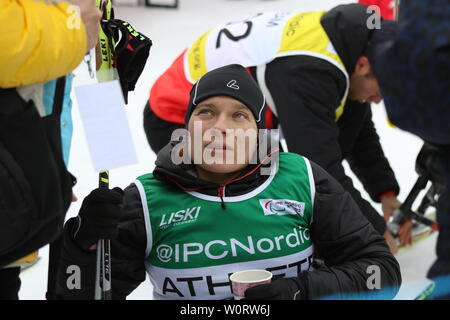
[{"x1": 259, "y1": 199, "x2": 305, "y2": 217}]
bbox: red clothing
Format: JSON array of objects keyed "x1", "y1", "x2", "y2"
[
  {"x1": 149, "y1": 50, "x2": 191, "y2": 125},
  {"x1": 148, "y1": 50, "x2": 275, "y2": 128},
  {"x1": 358, "y1": 0, "x2": 395, "y2": 20}
]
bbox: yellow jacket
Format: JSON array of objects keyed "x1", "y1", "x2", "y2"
[{"x1": 0, "y1": 0, "x2": 87, "y2": 88}]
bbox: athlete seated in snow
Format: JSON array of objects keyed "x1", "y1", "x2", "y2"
[
  {"x1": 142, "y1": 3, "x2": 407, "y2": 254},
  {"x1": 56, "y1": 64, "x2": 401, "y2": 300}
]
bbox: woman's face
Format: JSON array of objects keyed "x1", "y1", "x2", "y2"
[{"x1": 187, "y1": 95, "x2": 258, "y2": 176}]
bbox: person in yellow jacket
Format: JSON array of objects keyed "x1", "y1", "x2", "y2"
[
  {"x1": 0, "y1": 0, "x2": 100, "y2": 87},
  {"x1": 0, "y1": 0, "x2": 101, "y2": 300}
]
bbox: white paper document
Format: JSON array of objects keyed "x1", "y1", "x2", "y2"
[{"x1": 75, "y1": 80, "x2": 138, "y2": 172}]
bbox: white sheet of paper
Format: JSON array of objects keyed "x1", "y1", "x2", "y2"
[{"x1": 75, "y1": 80, "x2": 137, "y2": 172}]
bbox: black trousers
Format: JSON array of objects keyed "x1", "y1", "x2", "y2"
[
  {"x1": 0, "y1": 267, "x2": 21, "y2": 300},
  {"x1": 143, "y1": 102, "x2": 184, "y2": 154}
]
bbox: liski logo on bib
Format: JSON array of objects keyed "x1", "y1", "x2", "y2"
[
  {"x1": 159, "y1": 206, "x2": 201, "y2": 229},
  {"x1": 259, "y1": 199, "x2": 305, "y2": 216}
]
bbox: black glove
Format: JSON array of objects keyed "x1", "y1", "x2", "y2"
[
  {"x1": 244, "y1": 277, "x2": 304, "y2": 300},
  {"x1": 101, "y1": 19, "x2": 152, "y2": 103},
  {"x1": 73, "y1": 187, "x2": 124, "y2": 250}
]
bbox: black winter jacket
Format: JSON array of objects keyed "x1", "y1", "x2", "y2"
[{"x1": 55, "y1": 143, "x2": 401, "y2": 300}]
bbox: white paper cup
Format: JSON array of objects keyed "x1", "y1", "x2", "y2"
[{"x1": 229, "y1": 269, "x2": 273, "y2": 300}]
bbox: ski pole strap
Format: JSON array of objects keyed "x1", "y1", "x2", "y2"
[{"x1": 100, "y1": 19, "x2": 152, "y2": 103}]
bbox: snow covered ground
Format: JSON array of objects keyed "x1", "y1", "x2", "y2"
[{"x1": 18, "y1": 0, "x2": 437, "y2": 300}]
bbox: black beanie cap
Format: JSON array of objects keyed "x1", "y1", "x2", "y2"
[{"x1": 185, "y1": 64, "x2": 266, "y2": 129}]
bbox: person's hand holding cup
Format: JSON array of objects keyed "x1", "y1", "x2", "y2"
[
  {"x1": 229, "y1": 269, "x2": 273, "y2": 300},
  {"x1": 232, "y1": 270, "x2": 305, "y2": 300}
]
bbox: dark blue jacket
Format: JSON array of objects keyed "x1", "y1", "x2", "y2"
[
  {"x1": 374, "y1": 0, "x2": 450, "y2": 298},
  {"x1": 374, "y1": 0, "x2": 450, "y2": 146}
]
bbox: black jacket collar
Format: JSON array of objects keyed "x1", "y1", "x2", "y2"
[{"x1": 153, "y1": 139, "x2": 278, "y2": 198}]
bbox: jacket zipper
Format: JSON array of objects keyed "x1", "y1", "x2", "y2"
[
  {"x1": 167, "y1": 148, "x2": 279, "y2": 210},
  {"x1": 215, "y1": 148, "x2": 280, "y2": 210},
  {"x1": 218, "y1": 186, "x2": 226, "y2": 209}
]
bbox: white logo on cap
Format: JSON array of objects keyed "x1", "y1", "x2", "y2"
[{"x1": 226, "y1": 80, "x2": 239, "y2": 90}]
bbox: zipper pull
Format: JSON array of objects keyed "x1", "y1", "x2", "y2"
[
  {"x1": 218, "y1": 186, "x2": 226, "y2": 210},
  {"x1": 218, "y1": 186, "x2": 225, "y2": 197}
]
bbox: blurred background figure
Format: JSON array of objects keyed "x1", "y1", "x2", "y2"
[{"x1": 372, "y1": 0, "x2": 450, "y2": 299}]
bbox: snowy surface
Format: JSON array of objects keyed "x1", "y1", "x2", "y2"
[{"x1": 18, "y1": 0, "x2": 437, "y2": 300}]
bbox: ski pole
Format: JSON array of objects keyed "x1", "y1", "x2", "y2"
[
  {"x1": 94, "y1": 0, "x2": 115, "y2": 300},
  {"x1": 95, "y1": 170, "x2": 112, "y2": 300}
]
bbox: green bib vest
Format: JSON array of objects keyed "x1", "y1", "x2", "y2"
[{"x1": 135, "y1": 152, "x2": 315, "y2": 300}]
